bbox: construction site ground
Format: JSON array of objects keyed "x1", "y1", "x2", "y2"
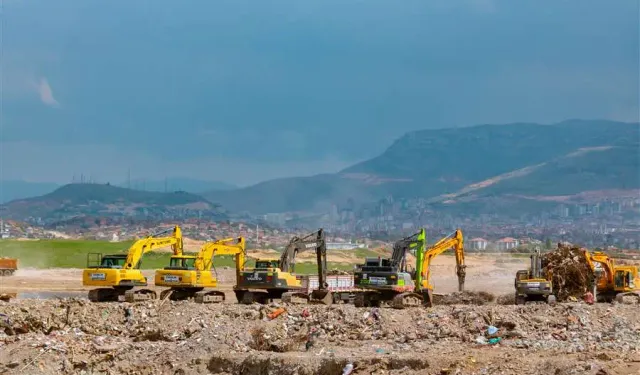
[{"x1": 1, "y1": 254, "x2": 639, "y2": 374}]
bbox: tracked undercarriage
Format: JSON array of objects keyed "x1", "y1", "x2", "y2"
[
  {"x1": 159, "y1": 288, "x2": 226, "y2": 304},
  {"x1": 88, "y1": 287, "x2": 157, "y2": 303}
]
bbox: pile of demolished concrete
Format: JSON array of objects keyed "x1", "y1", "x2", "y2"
[{"x1": 542, "y1": 243, "x2": 595, "y2": 301}]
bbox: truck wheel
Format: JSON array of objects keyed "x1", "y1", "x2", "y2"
[
  {"x1": 515, "y1": 294, "x2": 526, "y2": 305},
  {"x1": 3, "y1": 270, "x2": 12, "y2": 276}
]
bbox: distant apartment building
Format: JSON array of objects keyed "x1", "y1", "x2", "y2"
[
  {"x1": 469, "y1": 238, "x2": 489, "y2": 251},
  {"x1": 496, "y1": 237, "x2": 519, "y2": 251}
]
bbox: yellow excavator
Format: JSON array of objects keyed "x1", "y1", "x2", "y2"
[
  {"x1": 414, "y1": 228, "x2": 466, "y2": 307},
  {"x1": 83, "y1": 226, "x2": 183, "y2": 302},
  {"x1": 234, "y1": 229, "x2": 324, "y2": 304},
  {"x1": 154, "y1": 237, "x2": 246, "y2": 303},
  {"x1": 583, "y1": 250, "x2": 640, "y2": 303}
]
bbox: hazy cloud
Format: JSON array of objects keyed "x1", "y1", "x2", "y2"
[
  {"x1": 36, "y1": 78, "x2": 59, "y2": 107},
  {"x1": 0, "y1": 141, "x2": 357, "y2": 186}
]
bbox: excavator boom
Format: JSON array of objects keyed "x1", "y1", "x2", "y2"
[
  {"x1": 279, "y1": 231, "x2": 321, "y2": 273},
  {"x1": 309, "y1": 229, "x2": 333, "y2": 305},
  {"x1": 124, "y1": 226, "x2": 183, "y2": 269},
  {"x1": 416, "y1": 229, "x2": 466, "y2": 293}
]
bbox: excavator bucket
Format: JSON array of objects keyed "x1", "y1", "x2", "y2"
[
  {"x1": 422, "y1": 289, "x2": 433, "y2": 308},
  {"x1": 310, "y1": 289, "x2": 333, "y2": 306}
]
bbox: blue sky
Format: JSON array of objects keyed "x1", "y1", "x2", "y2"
[{"x1": 1, "y1": 0, "x2": 638, "y2": 186}]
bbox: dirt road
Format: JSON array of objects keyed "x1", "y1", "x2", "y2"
[{"x1": 0, "y1": 255, "x2": 527, "y2": 299}]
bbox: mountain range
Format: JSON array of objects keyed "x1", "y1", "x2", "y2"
[
  {"x1": 0, "y1": 183, "x2": 225, "y2": 222},
  {"x1": 2, "y1": 120, "x2": 638, "y2": 219},
  {"x1": 0, "y1": 178, "x2": 236, "y2": 203},
  {"x1": 202, "y1": 119, "x2": 639, "y2": 214}
]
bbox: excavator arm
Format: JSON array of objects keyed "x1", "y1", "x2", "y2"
[
  {"x1": 280, "y1": 230, "x2": 322, "y2": 273},
  {"x1": 124, "y1": 226, "x2": 183, "y2": 269},
  {"x1": 583, "y1": 250, "x2": 617, "y2": 290},
  {"x1": 310, "y1": 228, "x2": 334, "y2": 305},
  {"x1": 195, "y1": 237, "x2": 246, "y2": 283},
  {"x1": 391, "y1": 229, "x2": 425, "y2": 272},
  {"x1": 416, "y1": 229, "x2": 465, "y2": 292}
]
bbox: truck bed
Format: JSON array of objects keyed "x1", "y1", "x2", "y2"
[
  {"x1": 299, "y1": 275, "x2": 356, "y2": 294},
  {"x1": 0, "y1": 258, "x2": 17, "y2": 276}
]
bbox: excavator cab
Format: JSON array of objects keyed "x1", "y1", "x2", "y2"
[
  {"x1": 165, "y1": 256, "x2": 197, "y2": 270},
  {"x1": 255, "y1": 259, "x2": 280, "y2": 269},
  {"x1": 97, "y1": 255, "x2": 127, "y2": 269}
]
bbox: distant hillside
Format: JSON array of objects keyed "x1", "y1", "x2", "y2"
[
  {"x1": 1, "y1": 183, "x2": 226, "y2": 222},
  {"x1": 204, "y1": 120, "x2": 639, "y2": 214},
  {"x1": 122, "y1": 178, "x2": 236, "y2": 193},
  {"x1": 0, "y1": 180, "x2": 60, "y2": 203}
]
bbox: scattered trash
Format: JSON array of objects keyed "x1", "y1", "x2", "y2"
[
  {"x1": 487, "y1": 326, "x2": 498, "y2": 335},
  {"x1": 267, "y1": 307, "x2": 286, "y2": 320},
  {"x1": 584, "y1": 292, "x2": 595, "y2": 305},
  {"x1": 342, "y1": 362, "x2": 354, "y2": 375}
]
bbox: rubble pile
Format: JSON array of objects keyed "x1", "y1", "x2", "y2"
[
  {"x1": 435, "y1": 291, "x2": 496, "y2": 305},
  {"x1": 542, "y1": 244, "x2": 595, "y2": 301},
  {"x1": 0, "y1": 299, "x2": 638, "y2": 374}
]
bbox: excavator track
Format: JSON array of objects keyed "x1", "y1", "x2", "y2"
[
  {"x1": 235, "y1": 290, "x2": 270, "y2": 304},
  {"x1": 194, "y1": 290, "x2": 225, "y2": 304},
  {"x1": 391, "y1": 292, "x2": 423, "y2": 309},
  {"x1": 615, "y1": 292, "x2": 640, "y2": 304},
  {"x1": 353, "y1": 292, "x2": 382, "y2": 307},
  {"x1": 281, "y1": 292, "x2": 310, "y2": 304},
  {"x1": 124, "y1": 289, "x2": 157, "y2": 303},
  {"x1": 88, "y1": 288, "x2": 120, "y2": 302}
]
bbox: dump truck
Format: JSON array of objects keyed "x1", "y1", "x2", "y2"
[
  {"x1": 299, "y1": 274, "x2": 357, "y2": 304},
  {"x1": 0, "y1": 258, "x2": 17, "y2": 276}
]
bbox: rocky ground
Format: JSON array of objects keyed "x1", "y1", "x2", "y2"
[{"x1": 1, "y1": 298, "x2": 639, "y2": 375}]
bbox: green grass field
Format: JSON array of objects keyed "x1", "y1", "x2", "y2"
[{"x1": 0, "y1": 239, "x2": 353, "y2": 273}]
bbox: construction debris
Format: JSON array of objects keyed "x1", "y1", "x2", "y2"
[
  {"x1": 542, "y1": 244, "x2": 595, "y2": 301},
  {"x1": 0, "y1": 298, "x2": 638, "y2": 374},
  {"x1": 434, "y1": 291, "x2": 496, "y2": 305}
]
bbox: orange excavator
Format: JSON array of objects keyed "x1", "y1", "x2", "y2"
[{"x1": 583, "y1": 250, "x2": 640, "y2": 303}]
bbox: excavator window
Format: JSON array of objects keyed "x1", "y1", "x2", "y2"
[
  {"x1": 168, "y1": 257, "x2": 196, "y2": 270},
  {"x1": 614, "y1": 270, "x2": 625, "y2": 289},
  {"x1": 255, "y1": 260, "x2": 277, "y2": 269},
  {"x1": 100, "y1": 257, "x2": 125, "y2": 269}
]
